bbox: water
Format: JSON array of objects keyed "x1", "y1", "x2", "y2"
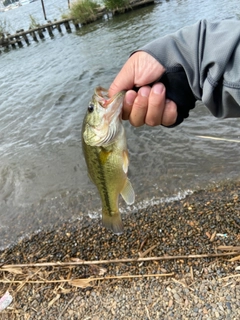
[{"x1": 0, "y1": 0, "x2": 240, "y2": 249}]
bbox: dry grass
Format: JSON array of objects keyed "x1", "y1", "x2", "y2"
[
  {"x1": 1, "y1": 181, "x2": 240, "y2": 318},
  {"x1": 0, "y1": 253, "x2": 239, "y2": 318},
  {"x1": 1, "y1": 249, "x2": 240, "y2": 318},
  {"x1": 1, "y1": 246, "x2": 239, "y2": 300}
]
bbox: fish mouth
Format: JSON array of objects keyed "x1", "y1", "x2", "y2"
[
  {"x1": 95, "y1": 87, "x2": 109, "y2": 106},
  {"x1": 94, "y1": 86, "x2": 126, "y2": 122}
]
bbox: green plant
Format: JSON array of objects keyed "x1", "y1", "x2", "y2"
[
  {"x1": 103, "y1": 0, "x2": 129, "y2": 11},
  {"x1": 61, "y1": 12, "x2": 71, "y2": 19},
  {"x1": 29, "y1": 15, "x2": 41, "y2": 29},
  {"x1": 69, "y1": 0, "x2": 101, "y2": 24}
]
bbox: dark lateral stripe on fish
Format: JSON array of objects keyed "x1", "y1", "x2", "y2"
[{"x1": 89, "y1": 145, "x2": 113, "y2": 216}]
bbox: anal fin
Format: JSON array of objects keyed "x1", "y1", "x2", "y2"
[{"x1": 120, "y1": 179, "x2": 135, "y2": 205}]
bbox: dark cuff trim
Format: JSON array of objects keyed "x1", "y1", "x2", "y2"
[{"x1": 160, "y1": 70, "x2": 197, "y2": 127}]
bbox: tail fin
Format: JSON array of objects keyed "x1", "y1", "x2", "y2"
[{"x1": 102, "y1": 211, "x2": 124, "y2": 235}]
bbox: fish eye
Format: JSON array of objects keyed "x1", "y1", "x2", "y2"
[{"x1": 88, "y1": 103, "x2": 94, "y2": 113}]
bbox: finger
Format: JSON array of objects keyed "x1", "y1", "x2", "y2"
[
  {"x1": 145, "y1": 83, "x2": 166, "y2": 126},
  {"x1": 109, "y1": 61, "x2": 134, "y2": 97},
  {"x1": 129, "y1": 86, "x2": 151, "y2": 127},
  {"x1": 161, "y1": 100, "x2": 178, "y2": 126},
  {"x1": 122, "y1": 90, "x2": 137, "y2": 120}
]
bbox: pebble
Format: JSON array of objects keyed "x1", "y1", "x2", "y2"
[{"x1": 0, "y1": 181, "x2": 239, "y2": 319}]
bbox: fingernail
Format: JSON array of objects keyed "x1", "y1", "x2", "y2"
[
  {"x1": 153, "y1": 83, "x2": 164, "y2": 94},
  {"x1": 139, "y1": 87, "x2": 150, "y2": 97},
  {"x1": 125, "y1": 91, "x2": 135, "y2": 106}
]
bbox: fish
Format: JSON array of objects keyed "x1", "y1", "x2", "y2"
[{"x1": 82, "y1": 86, "x2": 135, "y2": 235}]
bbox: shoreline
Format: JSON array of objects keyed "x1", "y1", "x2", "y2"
[
  {"x1": 0, "y1": 0, "x2": 155, "y2": 51},
  {"x1": 0, "y1": 180, "x2": 240, "y2": 318}
]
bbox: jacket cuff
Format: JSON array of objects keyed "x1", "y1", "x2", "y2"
[{"x1": 160, "y1": 69, "x2": 197, "y2": 127}]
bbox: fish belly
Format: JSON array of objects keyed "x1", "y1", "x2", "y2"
[{"x1": 83, "y1": 139, "x2": 126, "y2": 234}]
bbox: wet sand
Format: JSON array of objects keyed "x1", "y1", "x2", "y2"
[{"x1": 0, "y1": 181, "x2": 240, "y2": 319}]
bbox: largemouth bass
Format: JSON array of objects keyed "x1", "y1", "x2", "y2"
[{"x1": 82, "y1": 87, "x2": 135, "y2": 235}]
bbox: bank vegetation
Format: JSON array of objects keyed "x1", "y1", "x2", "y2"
[
  {"x1": 64, "y1": 0, "x2": 139, "y2": 24},
  {"x1": 0, "y1": 0, "x2": 146, "y2": 35}
]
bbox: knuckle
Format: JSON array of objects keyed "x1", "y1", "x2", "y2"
[
  {"x1": 129, "y1": 118, "x2": 144, "y2": 127},
  {"x1": 145, "y1": 118, "x2": 160, "y2": 127},
  {"x1": 134, "y1": 97, "x2": 148, "y2": 111},
  {"x1": 162, "y1": 102, "x2": 178, "y2": 126}
]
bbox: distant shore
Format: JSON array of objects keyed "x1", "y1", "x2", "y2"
[{"x1": 0, "y1": 0, "x2": 155, "y2": 51}]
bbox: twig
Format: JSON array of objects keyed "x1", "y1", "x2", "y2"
[
  {"x1": 145, "y1": 305, "x2": 151, "y2": 320},
  {"x1": 0, "y1": 272, "x2": 175, "y2": 284},
  {"x1": 58, "y1": 297, "x2": 75, "y2": 319},
  {"x1": 1, "y1": 252, "x2": 239, "y2": 269},
  {"x1": 217, "y1": 246, "x2": 240, "y2": 251},
  {"x1": 228, "y1": 255, "x2": 240, "y2": 262},
  {"x1": 139, "y1": 245, "x2": 157, "y2": 258},
  {"x1": 190, "y1": 266, "x2": 194, "y2": 281},
  {"x1": 171, "y1": 278, "x2": 194, "y2": 291},
  {"x1": 218, "y1": 274, "x2": 240, "y2": 281}
]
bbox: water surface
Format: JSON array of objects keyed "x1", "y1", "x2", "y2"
[{"x1": 0, "y1": 0, "x2": 240, "y2": 249}]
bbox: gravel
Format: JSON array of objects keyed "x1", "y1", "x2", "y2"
[{"x1": 0, "y1": 181, "x2": 240, "y2": 319}]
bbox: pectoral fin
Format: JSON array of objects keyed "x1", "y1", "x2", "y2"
[
  {"x1": 120, "y1": 179, "x2": 135, "y2": 205},
  {"x1": 99, "y1": 147, "x2": 112, "y2": 165},
  {"x1": 122, "y1": 150, "x2": 129, "y2": 174}
]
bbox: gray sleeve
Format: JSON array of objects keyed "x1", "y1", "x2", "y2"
[{"x1": 140, "y1": 19, "x2": 240, "y2": 118}]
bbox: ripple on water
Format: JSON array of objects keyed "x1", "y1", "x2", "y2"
[{"x1": 0, "y1": 0, "x2": 240, "y2": 248}]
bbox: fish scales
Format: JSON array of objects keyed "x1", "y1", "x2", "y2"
[
  {"x1": 82, "y1": 87, "x2": 135, "y2": 234},
  {"x1": 84, "y1": 144, "x2": 120, "y2": 213}
]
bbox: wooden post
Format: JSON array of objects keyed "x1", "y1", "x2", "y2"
[
  {"x1": 0, "y1": 33, "x2": 5, "y2": 48},
  {"x1": 22, "y1": 33, "x2": 30, "y2": 45},
  {"x1": 47, "y1": 26, "x2": 54, "y2": 38},
  {"x1": 10, "y1": 41, "x2": 16, "y2": 49},
  {"x1": 30, "y1": 31, "x2": 38, "y2": 42},
  {"x1": 41, "y1": 0, "x2": 47, "y2": 20},
  {"x1": 6, "y1": 34, "x2": 12, "y2": 49},
  {"x1": 56, "y1": 23, "x2": 62, "y2": 33},
  {"x1": 64, "y1": 21, "x2": 71, "y2": 32},
  {"x1": 37, "y1": 29, "x2": 45, "y2": 39},
  {"x1": 15, "y1": 35, "x2": 23, "y2": 47},
  {"x1": 74, "y1": 22, "x2": 80, "y2": 30}
]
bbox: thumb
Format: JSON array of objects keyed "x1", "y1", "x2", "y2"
[
  {"x1": 109, "y1": 51, "x2": 165, "y2": 98},
  {"x1": 108, "y1": 60, "x2": 135, "y2": 98}
]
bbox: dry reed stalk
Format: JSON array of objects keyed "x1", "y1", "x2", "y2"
[
  {"x1": 217, "y1": 246, "x2": 240, "y2": 251},
  {"x1": 1, "y1": 251, "x2": 239, "y2": 270},
  {"x1": 0, "y1": 272, "x2": 175, "y2": 285}
]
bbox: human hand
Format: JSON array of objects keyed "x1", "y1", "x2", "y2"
[{"x1": 108, "y1": 51, "x2": 177, "y2": 127}]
